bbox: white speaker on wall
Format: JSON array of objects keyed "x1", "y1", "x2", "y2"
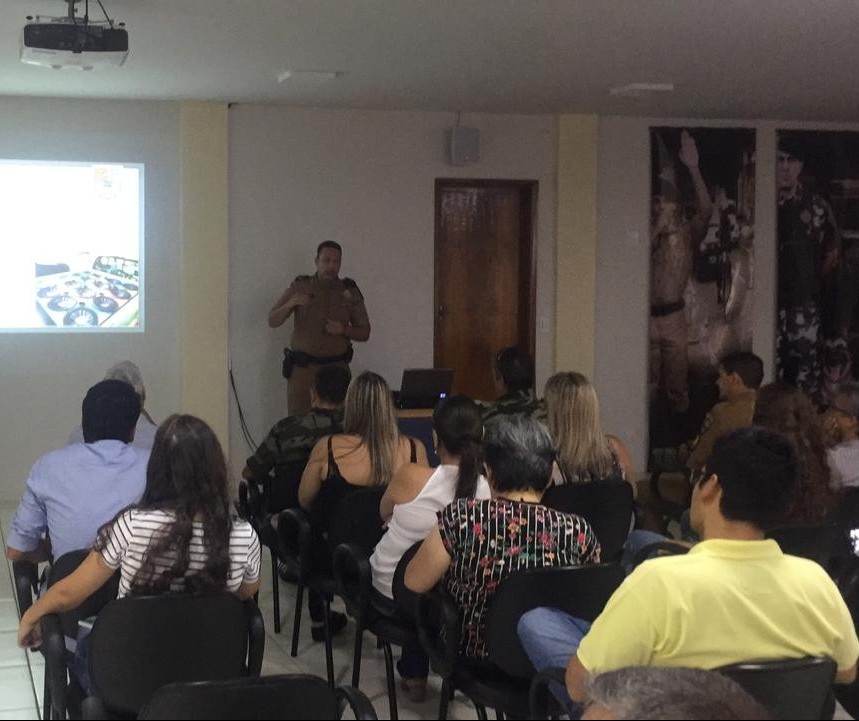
[{"x1": 448, "y1": 126, "x2": 480, "y2": 166}]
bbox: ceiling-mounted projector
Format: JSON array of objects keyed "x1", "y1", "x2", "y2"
[{"x1": 20, "y1": 0, "x2": 128, "y2": 71}]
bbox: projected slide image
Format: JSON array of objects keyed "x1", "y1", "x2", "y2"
[{"x1": 0, "y1": 160, "x2": 143, "y2": 331}]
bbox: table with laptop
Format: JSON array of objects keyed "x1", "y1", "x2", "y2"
[{"x1": 393, "y1": 368, "x2": 453, "y2": 467}]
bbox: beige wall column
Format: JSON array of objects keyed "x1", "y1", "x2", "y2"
[
  {"x1": 180, "y1": 102, "x2": 229, "y2": 443},
  {"x1": 554, "y1": 114, "x2": 598, "y2": 379}
]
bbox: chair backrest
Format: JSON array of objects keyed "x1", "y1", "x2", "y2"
[
  {"x1": 541, "y1": 481, "x2": 634, "y2": 561},
  {"x1": 87, "y1": 593, "x2": 264, "y2": 715},
  {"x1": 267, "y1": 457, "x2": 311, "y2": 514},
  {"x1": 718, "y1": 656, "x2": 836, "y2": 720},
  {"x1": 138, "y1": 674, "x2": 339, "y2": 720},
  {"x1": 484, "y1": 564, "x2": 625, "y2": 678},
  {"x1": 766, "y1": 524, "x2": 843, "y2": 573},
  {"x1": 629, "y1": 539, "x2": 691, "y2": 570},
  {"x1": 48, "y1": 549, "x2": 120, "y2": 638}
]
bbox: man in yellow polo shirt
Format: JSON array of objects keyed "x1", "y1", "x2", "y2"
[{"x1": 518, "y1": 427, "x2": 859, "y2": 712}]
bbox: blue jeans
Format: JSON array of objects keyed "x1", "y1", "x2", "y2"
[
  {"x1": 622, "y1": 529, "x2": 670, "y2": 573},
  {"x1": 517, "y1": 607, "x2": 591, "y2": 715}
]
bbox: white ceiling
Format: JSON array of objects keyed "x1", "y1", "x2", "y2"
[{"x1": 2, "y1": 0, "x2": 858, "y2": 120}]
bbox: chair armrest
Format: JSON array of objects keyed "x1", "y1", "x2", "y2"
[
  {"x1": 41, "y1": 613, "x2": 67, "y2": 716},
  {"x1": 416, "y1": 588, "x2": 461, "y2": 679},
  {"x1": 277, "y1": 508, "x2": 313, "y2": 580},
  {"x1": 82, "y1": 696, "x2": 119, "y2": 720},
  {"x1": 335, "y1": 685, "x2": 378, "y2": 720},
  {"x1": 333, "y1": 543, "x2": 372, "y2": 624},
  {"x1": 11, "y1": 560, "x2": 39, "y2": 617},
  {"x1": 242, "y1": 598, "x2": 265, "y2": 677},
  {"x1": 529, "y1": 667, "x2": 568, "y2": 720}
]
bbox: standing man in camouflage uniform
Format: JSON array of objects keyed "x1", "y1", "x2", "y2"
[
  {"x1": 650, "y1": 129, "x2": 713, "y2": 416},
  {"x1": 480, "y1": 346, "x2": 545, "y2": 423},
  {"x1": 269, "y1": 241, "x2": 371, "y2": 415},
  {"x1": 776, "y1": 135, "x2": 842, "y2": 401}
]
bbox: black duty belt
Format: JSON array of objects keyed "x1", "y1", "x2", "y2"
[
  {"x1": 650, "y1": 300, "x2": 685, "y2": 318},
  {"x1": 289, "y1": 345, "x2": 354, "y2": 367}
]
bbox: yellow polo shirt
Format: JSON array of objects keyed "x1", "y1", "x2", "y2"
[{"x1": 578, "y1": 539, "x2": 859, "y2": 673}]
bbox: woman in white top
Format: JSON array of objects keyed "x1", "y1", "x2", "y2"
[
  {"x1": 369, "y1": 395, "x2": 490, "y2": 699},
  {"x1": 18, "y1": 415, "x2": 261, "y2": 653},
  {"x1": 824, "y1": 382, "x2": 859, "y2": 489}
]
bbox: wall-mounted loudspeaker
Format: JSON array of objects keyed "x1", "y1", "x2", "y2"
[{"x1": 448, "y1": 126, "x2": 480, "y2": 166}]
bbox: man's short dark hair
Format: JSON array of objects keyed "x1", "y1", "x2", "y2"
[
  {"x1": 778, "y1": 133, "x2": 806, "y2": 163},
  {"x1": 312, "y1": 365, "x2": 351, "y2": 406},
  {"x1": 494, "y1": 346, "x2": 534, "y2": 393},
  {"x1": 81, "y1": 380, "x2": 141, "y2": 444},
  {"x1": 706, "y1": 427, "x2": 800, "y2": 530},
  {"x1": 584, "y1": 666, "x2": 770, "y2": 720},
  {"x1": 316, "y1": 240, "x2": 342, "y2": 258},
  {"x1": 483, "y1": 415, "x2": 554, "y2": 493},
  {"x1": 720, "y1": 351, "x2": 764, "y2": 390}
]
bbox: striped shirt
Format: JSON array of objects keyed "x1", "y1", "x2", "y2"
[
  {"x1": 439, "y1": 498, "x2": 600, "y2": 658},
  {"x1": 99, "y1": 508, "x2": 261, "y2": 598}
]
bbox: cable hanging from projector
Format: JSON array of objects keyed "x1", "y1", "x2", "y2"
[{"x1": 229, "y1": 365, "x2": 259, "y2": 453}]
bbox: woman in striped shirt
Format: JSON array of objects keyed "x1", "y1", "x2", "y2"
[{"x1": 18, "y1": 414, "x2": 261, "y2": 650}]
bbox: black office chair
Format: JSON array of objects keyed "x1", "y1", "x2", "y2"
[
  {"x1": 81, "y1": 593, "x2": 264, "y2": 720},
  {"x1": 718, "y1": 656, "x2": 837, "y2": 720},
  {"x1": 138, "y1": 674, "x2": 378, "y2": 720},
  {"x1": 39, "y1": 550, "x2": 120, "y2": 721},
  {"x1": 278, "y1": 486, "x2": 386, "y2": 687},
  {"x1": 11, "y1": 560, "x2": 40, "y2": 618},
  {"x1": 333, "y1": 492, "x2": 418, "y2": 720},
  {"x1": 542, "y1": 481, "x2": 635, "y2": 562},
  {"x1": 417, "y1": 564, "x2": 625, "y2": 720},
  {"x1": 766, "y1": 523, "x2": 847, "y2": 577},
  {"x1": 238, "y1": 457, "x2": 309, "y2": 634}
]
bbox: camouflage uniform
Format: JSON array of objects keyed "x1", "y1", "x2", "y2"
[
  {"x1": 284, "y1": 274, "x2": 370, "y2": 415},
  {"x1": 245, "y1": 408, "x2": 343, "y2": 482},
  {"x1": 480, "y1": 389, "x2": 546, "y2": 424},
  {"x1": 777, "y1": 185, "x2": 841, "y2": 400}
]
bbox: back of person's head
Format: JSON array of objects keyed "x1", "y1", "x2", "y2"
[
  {"x1": 312, "y1": 365, "x2": 351, "y2": 407},
  {"x1": 582, "y1": 666, "x2": 771, "y2": 720},
  {"x1": 433, "y1": 395, "x2": 484, "y2": 499},
  {"x1": 100, "y1": 414, "x2": 231, "y2": 594},
  {"x1": 544, "y1": 371, "x2": 613, "y2": 479},
  {"x1": 753, "y1": 382, "x2": 832, "y2": 523},
  {"x1": 493, "y1": 346, "x2": 535, "y2": 393},
  {"x1": 81, "y1": 379, "x2": 141, "y2": 444},
  {"x1": 103, "y1": 360, "x2": 147, "y2": 404},
  {"x1": 706, "y1": 427, "x2": 800, "y2": 530},
  {"x1": 483, "y1": 415, "x2": 554, "y2": 494},
  {"x1": 343, "y1": 371, "x2": 399, "y2": 485},
  {"x1": 720, "y1": 352, "x2": 764, "y2": 390}
]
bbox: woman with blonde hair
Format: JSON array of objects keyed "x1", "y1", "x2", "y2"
[
  {"x1": 299, "y1": 371, "x2": 427, "y2": 638},
  {"x1": 544, "y1": 372, "x2": 633, "y2": 487}
]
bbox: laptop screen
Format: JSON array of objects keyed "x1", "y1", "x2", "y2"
[{"x1": 399, "y1": 368, "x2": 454, "y2": 409}]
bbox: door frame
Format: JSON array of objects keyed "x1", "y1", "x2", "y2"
[{"x1": 433, "y1": 178, "x2": 538, "y2": 372}]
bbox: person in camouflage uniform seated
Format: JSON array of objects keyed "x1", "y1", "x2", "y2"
[
  {"x1": 480, "y1": 346, "x2": 546, "y2": 423},
  {"x1": 242, "y1": 365, "x2": 351, "y2": 507}
]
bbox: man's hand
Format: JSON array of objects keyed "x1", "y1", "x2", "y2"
[
  {"x1": 290, "y1": 293, "x2": 312, "y2": 309},
  {"x1": 679, "y1": 129, "x2": 699, "y2": 169},
  {"x1": 18, "y1": 611, "x2": 41, "y2": 649},
  {"x1": 325, "y1": 319, "x2": 346, "y2": 336}
]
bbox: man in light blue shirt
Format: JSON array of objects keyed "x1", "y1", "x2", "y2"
[{"x1": 5, "y1": 380, "x2": 149, "y2": 563}]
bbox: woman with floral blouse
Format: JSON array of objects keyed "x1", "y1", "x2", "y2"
[{"x1": 406, "y1": 414, "x2": 601, "y2": 659}]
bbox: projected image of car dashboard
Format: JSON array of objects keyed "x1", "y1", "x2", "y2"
[{"x1": 34, "y1": 257, "x2": 139, "y2": 328}]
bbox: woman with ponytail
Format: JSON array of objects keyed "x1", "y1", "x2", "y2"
[{"x1": 369, "y1": 395, "x2": 491, "y2": 700}]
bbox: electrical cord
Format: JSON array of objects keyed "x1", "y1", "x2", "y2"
[{"x1": 229, "y1": 365, "x2": 258, "y2": 453}]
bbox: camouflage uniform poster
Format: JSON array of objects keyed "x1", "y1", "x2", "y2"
[
  {"x1": 776, "y1": 131, "x2": 859, "y2": 404},
  {"x1": 649, "y1": 127, "x2": 756, "y2": 469}
]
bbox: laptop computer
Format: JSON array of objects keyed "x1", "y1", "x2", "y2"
[{"x1": 396, "y1": 368, "x2": 454, "y2": 409}]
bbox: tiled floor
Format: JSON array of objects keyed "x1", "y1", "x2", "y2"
[{"x1": 0, "y1": 502, "x2": 476, "y2": 720}]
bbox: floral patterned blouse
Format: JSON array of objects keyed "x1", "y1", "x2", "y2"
[{"x1": 438, "y1": 497, "x2": 601, "y2": 658}]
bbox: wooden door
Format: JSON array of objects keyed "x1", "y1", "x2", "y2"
[{"x1": 434, "y1": 180, "x2": 536, "y2": 401}]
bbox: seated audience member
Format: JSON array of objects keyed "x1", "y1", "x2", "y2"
[
  {"x1": 405, "y1": 415, "x2": 600, "y2": 660},
  {"x1": 69, "y1": 361, "x2": 158, "y2": 450},
  {"x1": 17, "y1": 414, "x2": 261, "y2": 692},
  {"x1": 299, "y1": 371, "x2": 428, "y2": 640},
  {"x1": 823, "y1": 381, "x2": 859, "y2": 490},
  {"x1": 518, "y1": 427, "x2": 859, "y2": 712},
  {"x1": 242, "y1": 365, "x2": 351, "y2": 492},
  {"x1": 544, "y1": 372, "x2": 633, "y2": 486},
  {"x1": 480, "y1": 346, "x2": 545, "y2": 422},
  {"x1": 753, "y1": 383, "x2": 834, "y2": 524},
  {"x1": 369, "y1": 395, "x2": 491, "y2": 700},
  {"x1": 686, "y1": 351, "x2": 763, "y2": 471},
  {"x1": 6, "y1": 380, "x2": 148, "y2": 563},
  {"x1": 579, "y1": 667, "x2": 770, "y2": 720}
]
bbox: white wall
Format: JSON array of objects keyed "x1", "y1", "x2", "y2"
[
  {"x1": 595, "y1": 116, "x2": 859, "y2": 469},
  {"x1": 228, "y1": 106, "x2": 557, "y2": 471},
  {"x1": 0, "y1": 97, "x2": 181, "y2": 501}
]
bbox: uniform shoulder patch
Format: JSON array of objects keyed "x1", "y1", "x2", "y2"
[{"x1": 342, "y1": 277, "x2": 358, "y2": 288}]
